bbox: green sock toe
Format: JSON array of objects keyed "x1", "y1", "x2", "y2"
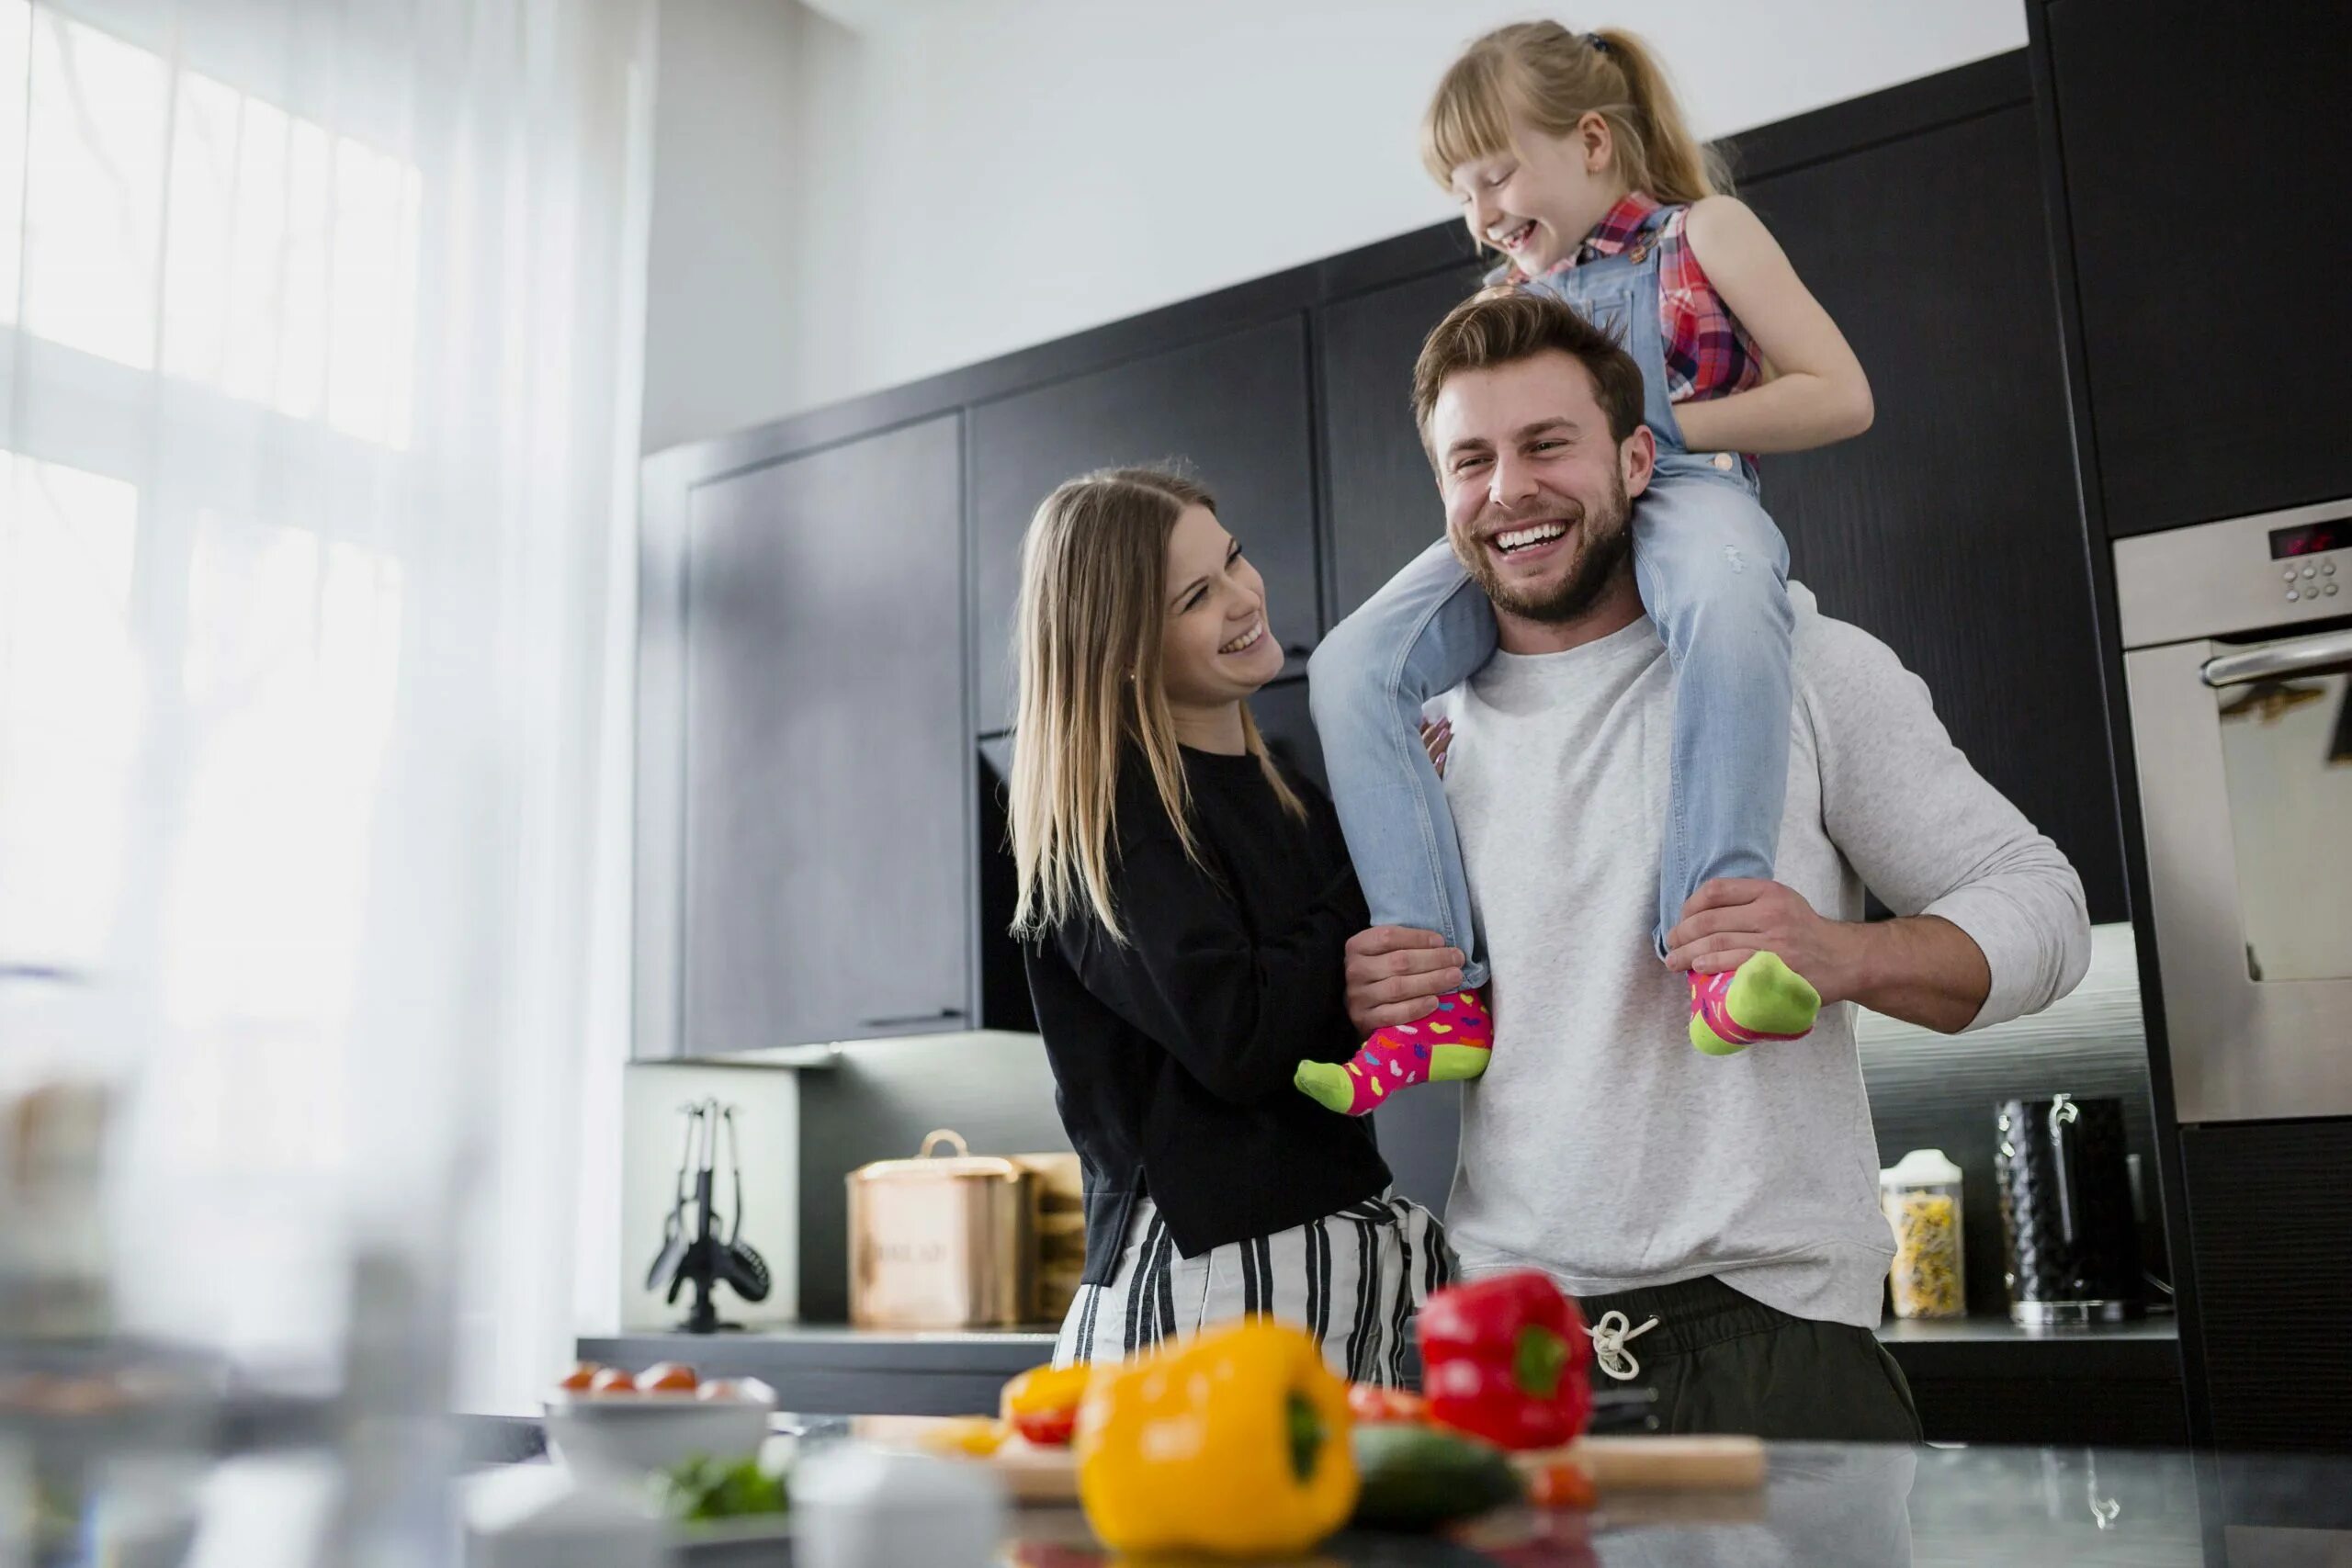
[
  {"x1": 1429, "y1": 1043, "x2": 1492, "y2": 1083},
  {"x1": 1727, "y1": 952, "x2": 1821, "y2": 1036},
  {"x1": 1295, "y1": 1060, "x2": 1353, "y2": 1113},
  {"x1": 1689, "y1": 1015, "x2": 1750, "y2": 1055}
]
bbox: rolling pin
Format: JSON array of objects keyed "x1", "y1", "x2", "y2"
[{"x1": 1525, "y1": 1434, "x2": 1767, "y2": 1492}]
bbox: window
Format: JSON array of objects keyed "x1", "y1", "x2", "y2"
[{"x1": 1, "y1": 0, "x2": 424, "y2": 1171}]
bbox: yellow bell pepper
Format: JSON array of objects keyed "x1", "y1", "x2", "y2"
[
  {"x1": 1076, "y1": 1320, "x2": 1357, "y2": 1558},
  {"x1": 914, "y1": 1416, "x2": 1008, "y2": 1458}
]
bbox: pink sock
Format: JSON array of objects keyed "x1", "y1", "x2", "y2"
[{"x1": 1295, "y1": 990, "x2": 1494, "y2": 1116}]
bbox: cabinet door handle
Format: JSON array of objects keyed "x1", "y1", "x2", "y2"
[{"x1": 858, "y1": 1007, "x2": 967, "y2": 1030}]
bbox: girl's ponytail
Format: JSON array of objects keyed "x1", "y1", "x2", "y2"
[
  {"x1": 1421, "y1": 21, "x2": 1730, "y2": 206},
  {"x1": 1589, "y1": 28, "x2": 1728, "y2": 204}
]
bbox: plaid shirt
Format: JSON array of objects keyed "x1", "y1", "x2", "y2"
[{"x1": 1513, "y1": 192, "x2": 1763, "y2": 406}]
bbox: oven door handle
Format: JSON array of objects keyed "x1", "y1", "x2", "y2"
[{"x1": 2201, "y1": 628, "x2": 2352, "y2": 688}]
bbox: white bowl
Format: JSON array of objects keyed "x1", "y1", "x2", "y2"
[{"x1": 543, "y1": 1388, "x2": 775, "y2": 1480}]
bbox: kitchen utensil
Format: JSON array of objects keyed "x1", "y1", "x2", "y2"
[
  {"x1": 645, "y1": 1098, "x2": 770, "y2": 1332},
  {"x1": 1881, "y1": 1148, "x2": 1966, "y2": 1319},
  {"x1": 716, "y1": 1107, "x2": 771, "y2": 1304},
  {"x1": 1996, "y1": 1094, "x2": 2145, "y2": 1327},
  {"x1": 847, "y1": 1130, "x2": 1035, "y2": 1330},
  {"x1": 643, "y1": 1103, "x2": 704, "y2": 1295}
]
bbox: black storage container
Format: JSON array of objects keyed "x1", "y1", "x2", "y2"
[{"x1": 1995, "y1": 1094, "x2": 2145, "y2": 1327}]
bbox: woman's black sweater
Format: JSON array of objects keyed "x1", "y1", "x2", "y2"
[{"x1": 1023, "y1": 745, "x2": 1391, "y2": 1281}]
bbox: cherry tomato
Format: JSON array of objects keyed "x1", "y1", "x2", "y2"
[
  {"x1": 1529, "y1": 1461, "x2": 1598, "y2": 1510},
  {"x1": 1010, "y1": 1406, "x2": 1079, "y2": 1447},
  {"x1": 1347, "y1": 1384, "x2": 1430, "y2": 1425},
  {"x1": 556, "y1": 1361, "x2": 600, "y2": 1393},
  {"x1": 636, "y1": 1361, "x2": 699, "y2": 1393},
  {"x1": 587, "y1": 1367, "x2": 639, "y2": 1395}
]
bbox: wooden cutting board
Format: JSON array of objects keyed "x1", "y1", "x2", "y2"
[{"x1": 856, "y1": 1419, "x2": 1766, "y2": 1505}]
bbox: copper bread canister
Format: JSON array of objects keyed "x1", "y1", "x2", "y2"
[{"x1": 847, "y1": 1129, "x2": 1035, "y2": 1329}]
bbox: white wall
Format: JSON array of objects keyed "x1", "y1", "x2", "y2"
[
  {"x1": 641, "y1": 0, "x2": 2027, "y2": 438},
  {"x1": 662, "y1": 0, "x2": 2027, "y2": 431},
  {"x1": 640, "y1": 0, "x2": 844, "y2": 452}
]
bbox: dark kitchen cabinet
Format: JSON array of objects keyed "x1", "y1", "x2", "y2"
[
  {"x1": 2179, "y1": 1120, "x2": 2352, "y2": 1451},
  {"x1": 1319, "y1": 266, "x2": 1483, "y2": 620},
  {"x1": 2044, "y1": 0, "x2": 2352, "y2": 536},
  {"x1": 677, "y1": 415, "x2": 971, "y2": 1054},
  {"x1": 1742, "y1": 105, "x2": 2127, "y2": 923},
  {"x1": 970, "y1": 318, "x2": 1321, "y2": 732}
]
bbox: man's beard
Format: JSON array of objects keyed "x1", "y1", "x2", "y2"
[{"x1": 1455, "y1": 472, "x2": 1634, "y2": 624}]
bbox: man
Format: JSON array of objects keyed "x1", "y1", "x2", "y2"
[{"x1": 1350, "y1": 289, "x2": 2090, "y2": 1440}]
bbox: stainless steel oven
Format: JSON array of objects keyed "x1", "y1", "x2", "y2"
[{"x1": 2116, "y1": 500, "x2": 2352, "y2": 1122}]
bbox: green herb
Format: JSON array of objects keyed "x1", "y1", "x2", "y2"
[{"x1": 650, "y1": 1452, "x2": 789, "y2": 1521}]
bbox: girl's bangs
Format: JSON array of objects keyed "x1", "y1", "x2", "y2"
[{"x1": 1422, "y1": 62, "x2": 1519, "y2": 186}]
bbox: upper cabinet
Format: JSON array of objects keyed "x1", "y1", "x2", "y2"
[
  {"x1": 667, "y1": 415, "x2": 972, "y2": 1055},
  {"x1": 1744, "y1": 102, "x2": 2126, "y2": 922},
  {"x1": 1319, "y1": 266, "x2": 1483, "y2": 621},
  {"x1": 970, "y1": 318, "x2": 1321, "y2": 732},
  {"x1": 2044, "y1": 0, "x2": 2352, "y2": 535}
]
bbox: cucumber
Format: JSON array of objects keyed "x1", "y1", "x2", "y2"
[{"x1": 1348, "y1": 1423, "x2": 1524, "y2": 1530}]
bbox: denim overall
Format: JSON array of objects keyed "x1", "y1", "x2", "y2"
[{"x1": 1307, "y1": 202, "x2": 1794, "y2": 973}]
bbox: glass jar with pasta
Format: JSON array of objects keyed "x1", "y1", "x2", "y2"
[{"x1": 1880, "y1": 1149, "x2": 1966, "y2": 1319}]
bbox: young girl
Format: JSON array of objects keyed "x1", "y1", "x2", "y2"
[
  {"x1": 1008, "y1": 466, "x2": 1452, "y2": 1375},
  {"x1": 1298, "y1": 21, "x2": 1873, "y2": 1113}
]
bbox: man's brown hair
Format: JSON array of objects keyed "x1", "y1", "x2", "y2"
[{"x1": 1411, "y1": 288, "x2": 1647, "y2": 461}]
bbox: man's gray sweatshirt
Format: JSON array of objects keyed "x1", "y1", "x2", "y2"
[{"x1": 1435, "y1": 586, "x2": 2090, "y2": 1327}]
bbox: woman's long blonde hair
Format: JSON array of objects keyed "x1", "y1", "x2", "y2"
[
  {"x1": 1421, "y1": 22, "x2": 1728, "y2": 218},
  {"x1": 1007, "y1": 467, "x2": 1303, "y2": 944}
]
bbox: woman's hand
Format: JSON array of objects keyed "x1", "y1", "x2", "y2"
[
  {"x1": 1345, "y1": 926, "x2": 1467, "y2": 1035},
  {"x1": 1420, "y1": 717, "x2": 1452, "y2": 778}
]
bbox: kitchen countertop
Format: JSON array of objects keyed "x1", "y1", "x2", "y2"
[
  {"x1": 588, "y1": 1420, "x2": 2346, "y2": 1566},
  {"x1": 581, "y1": 1315, "x2": 2179, "y2": 1414},
  {"x1": 978, "y1": 1443, "x2": 2347, "y2": 1566},
  {"x1": 578, "y1": 1316, "x2": 2186, "y2": 1446},
  {"x1": 592, "y1": 1314, "x2": 2174, "y2": 1357}
]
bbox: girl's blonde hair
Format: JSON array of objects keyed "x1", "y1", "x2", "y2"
[
  {"x1": 1421, "y1": 22, "x2": 1728, "y2": 215},
  {"x1": 1007, "y1": 466, "x2": 1303, "y2": 943}
]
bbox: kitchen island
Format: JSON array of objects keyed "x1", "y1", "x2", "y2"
[{"x1": 519, "y1": 1423, "x2": 2348, "y2": 1566}]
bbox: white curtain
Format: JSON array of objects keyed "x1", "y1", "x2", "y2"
[{"x1": 0, "y1": 0, "x2": 648, "y2": 1411}]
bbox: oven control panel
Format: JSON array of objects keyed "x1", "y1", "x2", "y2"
[
  {"x1": 2274, "y1": 515, "x2": 2347, "y2": 604},
  {"x1": 2117, "y1": 500, "x2": 2352, "y2": 650}
]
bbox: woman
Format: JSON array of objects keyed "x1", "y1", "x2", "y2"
[{"x1": 1008, "y1": 466, "x2": 1454, "y2": 1381}]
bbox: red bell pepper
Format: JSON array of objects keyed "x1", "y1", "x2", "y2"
[{"x1": 1416, "y1": 1270, "x2": 1592, "y2": 1450}]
